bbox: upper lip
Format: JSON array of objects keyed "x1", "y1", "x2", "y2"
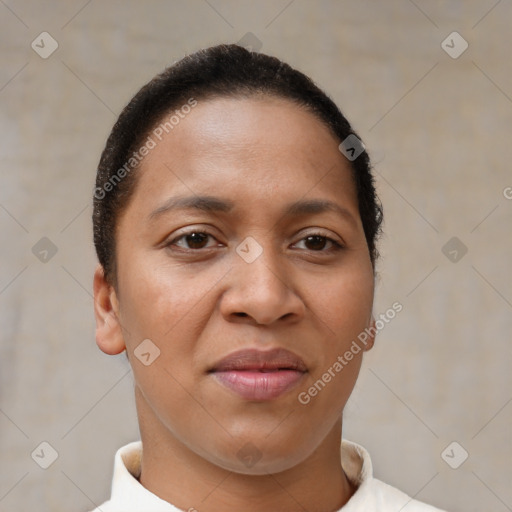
[{"x1": 210, "y1": 348, "x2": 307, "y2": 372}]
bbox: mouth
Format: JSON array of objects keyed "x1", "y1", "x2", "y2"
[{"x1": 209, "y1": 348, "x2": 307, "y2": 401}]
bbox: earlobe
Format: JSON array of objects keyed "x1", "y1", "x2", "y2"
[
  {"x1": 363, "y1": 314, "x2": 377, "y2": 351},
  {"x1": 93, "y1": 264, "x2": 126, "y2": 355}
]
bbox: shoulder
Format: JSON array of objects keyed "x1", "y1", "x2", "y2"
[
  {"x1": 340, "y1": 440, "x2": 447, "y2": 511},
  {"x1": 360, "y1": 478, "x2": 447, "y2": 511},
  {"x1": 88, "y1": 501, "x2": 114, "y2": 512}
]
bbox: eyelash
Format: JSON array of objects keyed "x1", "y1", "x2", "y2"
[{"x1": 167, "y1": 229, "x2": 343, "y2": 254}]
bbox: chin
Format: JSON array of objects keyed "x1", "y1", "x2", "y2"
[
  {"x1": 214, "y1": 451, "x2": 307, "y2": 476},
  {"x1": 202, "y1": 432, "x2": 315, "y2": 476}
]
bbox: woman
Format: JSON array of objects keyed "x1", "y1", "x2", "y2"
[{"x1": 91, "y1": 44, "x2": 446, "y2": 511}]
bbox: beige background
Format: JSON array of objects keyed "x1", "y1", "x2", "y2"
[{"x1": 1, "y1": 1, "x2": 511, "y2": 511}]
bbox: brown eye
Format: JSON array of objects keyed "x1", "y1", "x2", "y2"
[
  {"x1": 294, "y1": 233, "x2": 342, "y2": 253},
  {"x1": 169, "y1": 231, "x2": 216, "y2": 250},
  {"x1": 184, "y1": 232, "x2": 209, "y2": 249},
  {"x1": 304, "y1": 235, "x2": 328, "y2": 251}
]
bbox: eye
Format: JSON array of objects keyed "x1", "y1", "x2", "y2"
[
  {"x1": 166, "y1": 230, "x2": 343, "y2": 253},
  {"x1": 293, "y1": 233, "x2": 343, "y2": 252},
  {"x1": 168, "y1": 230, "x2": 220, "y2": 250}
]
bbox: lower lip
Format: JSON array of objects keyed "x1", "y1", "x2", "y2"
[{"x1": 212, "y1": 370, "x2": 306, "y2": 401}]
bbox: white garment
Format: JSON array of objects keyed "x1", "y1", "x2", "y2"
[{"x1": 90, "y1": 440, "x2": 446, "y2": 512}]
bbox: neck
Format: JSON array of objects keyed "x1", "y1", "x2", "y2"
[{"x1": 136, "y1": 391, "x2": 355, "y2": 512}]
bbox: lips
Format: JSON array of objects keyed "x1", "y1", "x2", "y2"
[{"x1": 209, "y1": 348, "x2": 307, "y2": 401}]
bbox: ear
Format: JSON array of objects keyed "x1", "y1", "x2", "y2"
[
  {"x1": 362, "y1": 314, "x2": 377, "y2": 352},
  {"x1": 93, "y1": 264, "x2": 126, "y2": 355}
]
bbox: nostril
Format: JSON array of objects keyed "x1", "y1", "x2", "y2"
[{"x1": 234, "y1": 312, "x2": 248, "y2": 317}]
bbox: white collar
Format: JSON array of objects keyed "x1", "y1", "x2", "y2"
[{"x1": 105, "y1": 438, "x2": 374, "y2": 511}]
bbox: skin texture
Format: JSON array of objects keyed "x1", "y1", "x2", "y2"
[{"x1": 93, "y1": 96, "x2": 376, "y2": 512}]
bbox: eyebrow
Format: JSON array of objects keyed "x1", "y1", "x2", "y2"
[{"x1": 148, "y1": 195, "x2": 357, "y2": 225}]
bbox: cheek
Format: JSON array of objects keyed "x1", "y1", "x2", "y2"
[
  {"x1": 294, "y1": 340, "x2": 363, "y2": 439},
  {"x1": 298, "y1": 261, "x2": 373, "y2": 405},
  {"x1": 115, "y1": 252, "x2": 231, "y2": 401},
  {"x1": 309, "y1": 263, "x2": 374, "y2": 339},
  {"x1": 116, "y1": 251, "x2": 225, "y2": 344}
]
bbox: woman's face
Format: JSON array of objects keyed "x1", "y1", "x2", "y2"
[{"x1": 100, "y1": 96, "x2": 375, "y2": 474}]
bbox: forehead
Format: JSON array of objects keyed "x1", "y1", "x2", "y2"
[
  {"x1": 129, "y1": 96, "x2": 358, "y2": 219},
  {"x1": 146, "y1": 96, "x2": 339, "y2": 165}
]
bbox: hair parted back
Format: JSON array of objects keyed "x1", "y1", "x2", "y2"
[{"x1": 93, "y1": 43, "x2": 383, "y2": 287}]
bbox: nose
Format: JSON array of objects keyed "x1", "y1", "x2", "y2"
[{"x1": 220, "y1": 241, "x2": 305, "y2": 326}]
